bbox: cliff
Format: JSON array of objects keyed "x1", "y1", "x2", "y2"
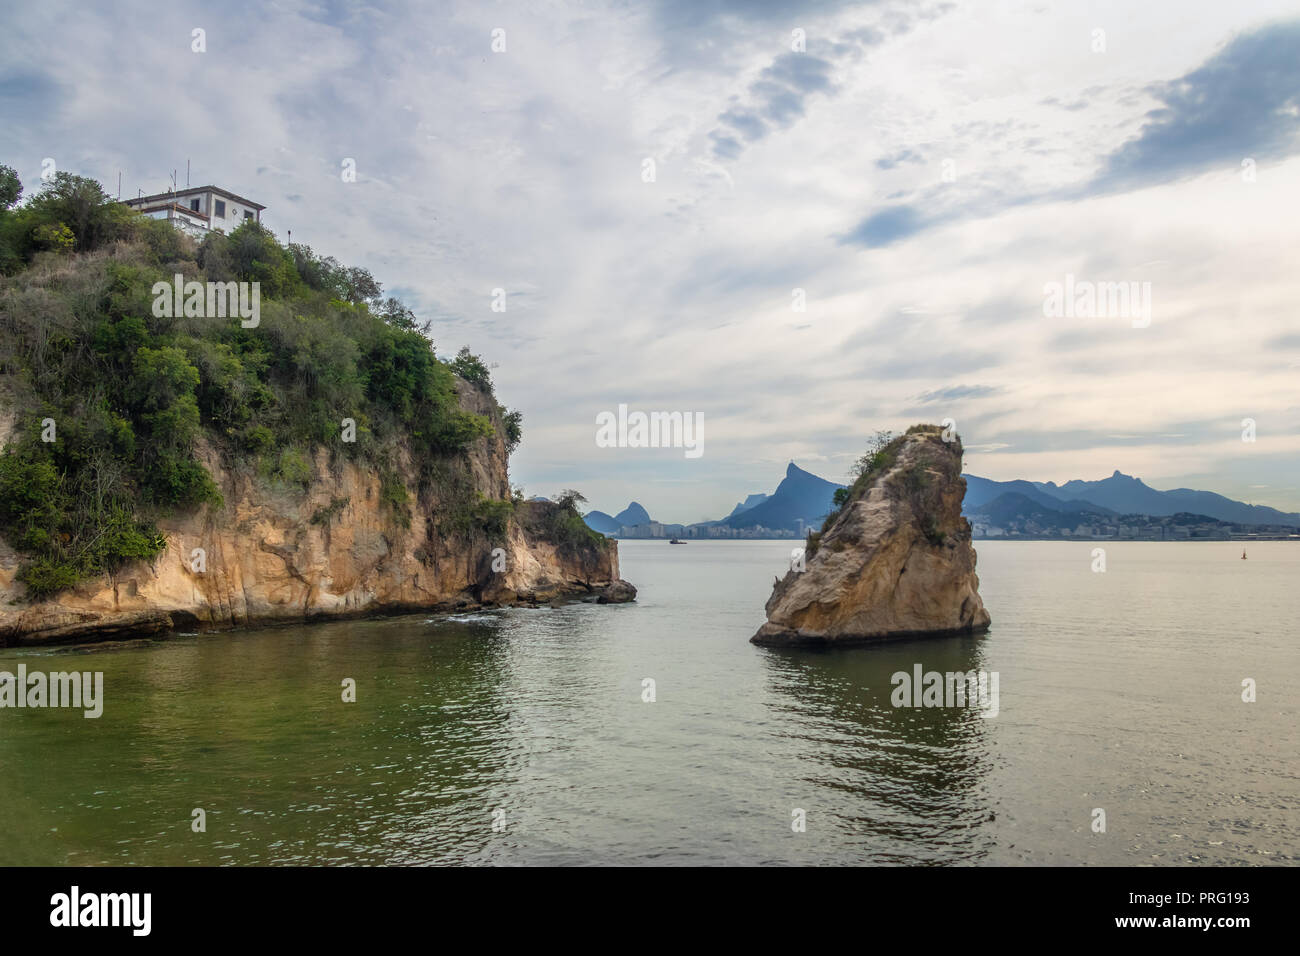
[
  {"x1": 0, "y1": 383, "x2": 634, "y2": 646},
  {"x1": 752, "y1": 425, "x2": 990, "y2": 646}
]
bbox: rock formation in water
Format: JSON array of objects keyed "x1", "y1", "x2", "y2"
[
  {"x1": 752, "y1": 425, "x2": 990, "y2": 646},
  {"x1": 0, "y1": 382, "x2": 634, "y2": 647}
]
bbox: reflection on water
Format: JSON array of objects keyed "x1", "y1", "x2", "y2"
[
  {"x1": 1, "y1": 540, "x2": 1296, "y2": 865},
  {"x1": 760, "y1": 638, "x2": 997, "y2": 864}
]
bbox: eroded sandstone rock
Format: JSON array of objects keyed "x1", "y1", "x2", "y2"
[
  {"x1": 0, "y1": 383, "x2": 634, "y2": 646},
  {"x1": 752, "y1": 425, "x2": 990, "y2": 646}
]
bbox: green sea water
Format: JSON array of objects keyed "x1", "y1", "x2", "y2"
[{"x1": 1, "y1": 540, "x2": 1295, "y2": 865}]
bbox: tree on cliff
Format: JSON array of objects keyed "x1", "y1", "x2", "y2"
[
  {"x1": 556, "y1": 489, "x2": 587, "y2": 510},
  {"x1": 850, "y1": 430, "x2": 897, "y2": 481},
  {"x1": 0, "y1": 165, "x2": 20, "y2": 209}
]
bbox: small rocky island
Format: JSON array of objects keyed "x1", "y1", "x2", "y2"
[{"x1": 752, "y1": 425, "x2": 990, "y2": 646}]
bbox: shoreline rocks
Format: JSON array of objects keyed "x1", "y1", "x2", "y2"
[{"x1": 0, "y1": 384, "x2": 634, "y2": 648}]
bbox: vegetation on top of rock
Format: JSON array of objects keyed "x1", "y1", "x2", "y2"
[
  {"x1": 808, "y1": 426, "x2": 959, "y2": 557},
  {"x1": 808, "y1": 430, "x2": 902, "y2": 555},
  {"x1": 0, "y1": 165, "x2": 522, "y2": 599},
  {"x1": 523, "y1": 491, "x2": 607, "y2": 552}
]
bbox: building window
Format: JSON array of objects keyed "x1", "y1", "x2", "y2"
[
  {"x1": 214, "y1": 199, "x2": 226, "y2": 218},
  {"x1": 190, "y1": 198, "x2": 200, "y2": 212},
  {"x1": 244, "y1": 210, "x2": 254, "y2": 220}
]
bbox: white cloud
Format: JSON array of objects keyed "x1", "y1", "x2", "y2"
[{"x1": 2, "y1": 0, "x2": 1297, "y2": 519}]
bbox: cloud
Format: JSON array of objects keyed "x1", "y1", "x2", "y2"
[
  {"x1": 1, "y1": 0, "x2": 1296, "y2": 519},
  {"x1": 1089, "y1": 20, "x2": 1300, "y2": 192},
  {"x1": 700, "y1": 11, "x2": 931, "y2": 162},
  {"x1": 708, "y1": 132, "x2": 743, "y2": 159},
  {"x1": 709, "y1": 52, "x2": 837, "y2": 158},
  {"x1": 914, "y1": 384, "x2": 1002, "y2": 404},
  {"x1": 0, "y1": 70, "x2": 65, "y2": 122},
  {"x1": 875, "y1": 148, "x2": 923, "y2": 169},
  {"x1": 1040, "y1": 96, "x2": 1089, "y2": 112},
  {"x1": 841, "y1": 20, "x2": 1300, "y2": 248},
  {"x1": 716, "y1": 107, "x2": 766, "y2": 142},
  {"x1": 840, "y1": 204, "x2": 926, "y2": 247},
  {"x1": 652, "y1": 0, "x2": 850, "y2": 31}
]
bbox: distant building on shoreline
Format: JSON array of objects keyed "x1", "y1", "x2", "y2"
[{"x1": 613, "y1": 521, "x2": 803, "y2": 540}]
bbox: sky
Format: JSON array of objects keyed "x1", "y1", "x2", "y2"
[{"x1": 2, "y1": 0, "x2": 1298, "y2": 523}]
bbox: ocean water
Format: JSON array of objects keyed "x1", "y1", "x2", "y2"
[{"x1": 0, "y1": 540, "x2": 1295, "y2": 866}]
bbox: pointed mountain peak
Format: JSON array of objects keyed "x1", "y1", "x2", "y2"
[
  {"x1": 613, "y1": 501, "x2": 651, "y2": 526},
  {"x1": 1108, "y1": 470, "x2": 1145, "y2": 484}
]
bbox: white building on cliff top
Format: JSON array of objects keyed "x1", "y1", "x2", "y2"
[{"x1": 123, "y1": 185, "x2": 265, "y2": 238}]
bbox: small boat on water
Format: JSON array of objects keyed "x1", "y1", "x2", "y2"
[{"x1": 669, "y1": 538, "x2": 686, "y2": 544}]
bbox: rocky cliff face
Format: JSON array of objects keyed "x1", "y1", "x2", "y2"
[
  {"x1": 752, "y1": 426, "x2": 990, "y2": 646},
  {"x1": 0, "y1": 382, "x2": 634, "y2": 646}
]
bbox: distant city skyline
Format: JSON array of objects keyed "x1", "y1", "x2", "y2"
[{"x1": 3, "y1": 0, "x2": 1297, "y2": 518}]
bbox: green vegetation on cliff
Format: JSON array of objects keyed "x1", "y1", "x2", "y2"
[
  {"x1": 0, "y1": 165, "x2": 521, "y2": 598},
  {"x1": 807, "y1": 426, "x2": 955, "y2": 556}
]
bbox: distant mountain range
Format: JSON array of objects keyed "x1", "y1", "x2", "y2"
[
  {"x1": 967, "y1": 491, "x2": 1105, "y2": 531},
  {"x1": 964, "y1": 470, "x2": 1300, "y2": 527},
  {"x1": 728, "y1": 493, "x2": 769, "y2": 517},
  {"x1": 582, "y1": 501, "x2": 650, "y2": 535},
  {"x1": 585, "y1": 462, "x2": 843, "y2": 536},
  {"x1": 715, "y1": 463, "x2": 843, "y2": 530},
  {"x1": 584, "y1": 464, "x2": 1300, "y2": 537}
]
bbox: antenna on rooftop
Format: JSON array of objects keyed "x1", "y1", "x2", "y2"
[
  {"x1": 117, "y1": 171, "x2": 121, "y2": 200},
  {"x1": 170, "y1": 169, "x2": 177, "y2": 193},
  {"x1": 186, "y1": 159, "x2": 190, "y2": 188}
]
